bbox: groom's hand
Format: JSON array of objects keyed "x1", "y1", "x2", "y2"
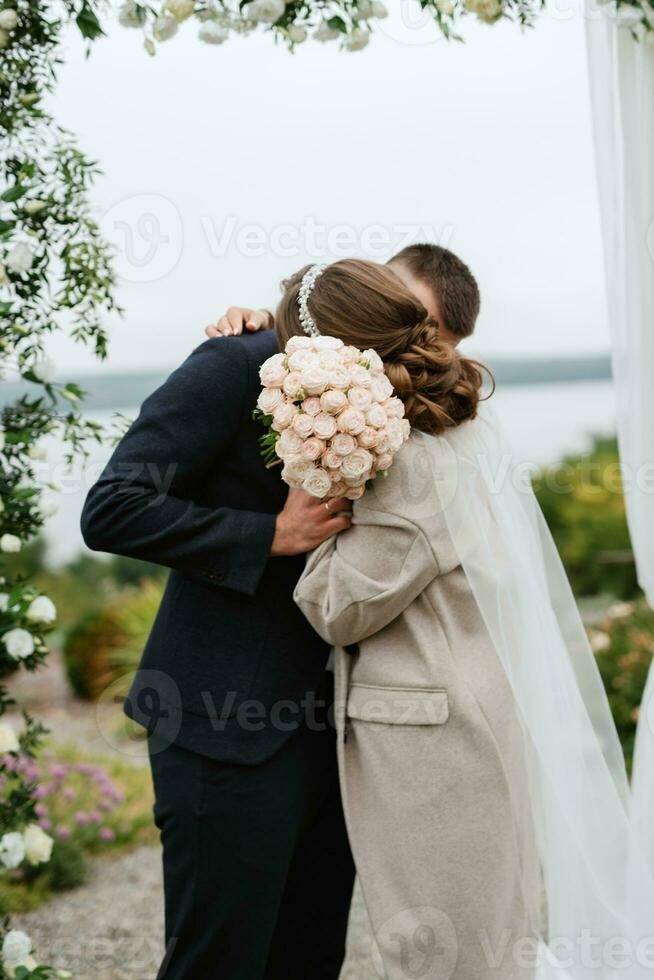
[
  {"x1": 205, "y1": 307, "x2": 272, "y2": 338},
  {"x1": 271, "y1": 490, "x2": 352, "y2": 556}
]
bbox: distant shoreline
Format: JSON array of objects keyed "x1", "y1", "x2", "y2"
[{"x1": 2, "y1": 355, "x2": 612, "y2": 411}]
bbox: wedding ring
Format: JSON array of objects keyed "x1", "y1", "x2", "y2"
[{"x1": 324, "y1": 501, "x2": 332, "y2": 513}]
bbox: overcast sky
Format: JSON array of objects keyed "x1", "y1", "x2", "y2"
[{"x1": 47, "y1": 0, "x2": 608, "y2": 375}]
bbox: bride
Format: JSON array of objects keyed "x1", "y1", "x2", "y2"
[{"x1": 277, "y1": 259, "x2": 654, "y2": 979}]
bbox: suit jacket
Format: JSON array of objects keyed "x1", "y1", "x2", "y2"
[
  {"x1": 81, "y1": 332, "x2": 330, "y2": 765},
  {"x1": 294, "y1": 437, "x2": 542, "y2": 979}
]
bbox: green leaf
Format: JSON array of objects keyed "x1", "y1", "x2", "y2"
[
  {"x1": 76, "y1": 5, "x2": 105, "y2": 40},
  {"x1": 326, "y1": 15, "x2": 348, "y2": 32},
  {"x1": 1, "y1": 184, "x2": 28, "y2": 203}
]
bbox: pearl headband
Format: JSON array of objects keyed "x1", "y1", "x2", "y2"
[{"x1": 297, "y1": 263, "x2": 326, "y2": 338}]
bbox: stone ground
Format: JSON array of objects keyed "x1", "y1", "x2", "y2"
[{"x1": 7, "y1": 653, "x2": 378, "y2": 979}]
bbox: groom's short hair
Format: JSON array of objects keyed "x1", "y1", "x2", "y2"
[{"x1": 389, "y1": 244, "x2": 480, "y2": 339}]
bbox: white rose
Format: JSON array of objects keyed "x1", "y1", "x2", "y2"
[
  {"x1": 165, "y1": 0, "x2": 194, "y2": 19},
  {"x1": 331, "y1": 433, "x2": 356, "y2": 457},
  {"x1": 0, "y1": 832, "x2": 24, "y2": 869},
  {"x1": 287, "y1": 23, "x2": 307, "y2": 42},
  {"x1": 198, "y1": 20, "x2": 229, "y2": 44},
  {"x1": 0, "y1": 593, "x2": 9, "y2": 612},
  {"x1": 282, "y1": 372, "x2": 304, "y2": 398},
  {"x1": 257, "y1": 387, "x2": 284, "y2": 415},
  {"x1": 300, "y1": 366, "x2": 329, "y2": 396},
  {"x1": 153, "y1": 14, "x2": 178, "y2": 40},
  {"x1": 276, "y1": 428, "x2": 304, "y2": 459},
  {"x1": 313, "y1": 336, "x2": 343, "y2": 352},
  {"x1": 38, "y1": 496, "x2": 58, "y2": 519},
  {"x1": 356, "y1": 0, "x2": 373, "y2": 15},
  {"x1": 23, "y1": 823, "x2": 54, "y2": 865},
  {"x1": 312, "y1": 413, "x2": 338, "y2": 441},
  {"x1": 5, "y1": 242, "x2": 33, "y2": 275},
  {"x1": 285, "y1": 335, "x2": 314, "y2": 354},
  {"x1": 0, "y1": 9, "x2": 18, "y2": 29},
  {"x1": 320, "y1": 389, "x2": 348, "y2": 415},
  {"x1": 1, "y1": 534, "x2": 21, "y2": 553},
  {"x1": 387, "y1": 418, "x2": 407, "y2": 452},
  {"x1": 370, "y1": 374, "x2": 393, "y2": 402},
  {"x1": 323, "y1": 449, "x2": 343, "y2": 470},
  {"x1": 357, "y1": 426, "x2": 378, "y2": 449},
  {"x1": 375, "y1": 452, "x2": 393, "y2": 470},
  {"x1": 2, "y1": 931, "x2": 32, "y2": 969},
  {"x1": 24, "y1": 199, "x2": 47, "y2": 215},
  {"x1": 348, "y1": 386, "x2": 372, "y2": 411},
  {"x1": 345, "y1": 485, "x2": 366, "y2": 501},
  {"x1": 345, "y1": 25, "x2": 370, "y2": 50},
  {"x1": 244, "y1": 0, "x2": 285, "y2": 22},
  {"x1": 3, "y1": 628, "x2": 34, "y2": 660},
  {"x1": 371, "y1": 0, "x2": 388, "y2": 16},
  {"x1": 0, "y1": 722, "x2": 19, "y2": 755},
  {"x1": 349, "y1": 364, "x2": 373, "y2": 387},
  {"x1": 31, "y1": 357, "x2": 56, "y2": 383},
  {"x1": 340, "y1": 448, "x2": 374, "y2": 480},
  {"x1": 314, "y1": 20, "x2": 340, "y2": 40},
  {"x1": 26, "y1": 596, "x2": 57, "y2": 626},
  {"x1": 383, "y1": 396, "x2": 405, "y2": 419},
  {"x1": 259, "y1": 353, "x2": 288, "y2": 388},
  {"x1": 28, "y1": 444, "x2": 47, "y2": 462},
  {"x1": 375, "y1": 431, "x2": 391, "y2": 454},
  {"x1": 436, "y1": 0, "x2": 455, "y2": 12},
  {"x1": 327, "y1": 368, "x2": 352, "y2": 391},
  {"x1": 330, "y1": 479, "x2": 348, "y2": 496},
  {"x1": 118, "y1": 1, "x2": 143, "y2": 27},
  {"x1": 366, "y1": 404, "x2": 389, "y2": 429},
  {"x1": 301, "y1": 437, "x2": 326, "y2": 462},
  {"x1": 337, "y1": 408, "x2": 366, "y2": 436},
  {"x1": 400, "y1": 418, "x2": 411, "y2": 440},
  {"x1": 301, "y1": 397, "x2": 321, "y2": 417},
  {"x1": 282, "y1": 456, "x2": 315, "y2": 481},
  {"x1": 291, "y1": 414, "x2": 314, "y2": 440},
  {"x1": 302, "y1": 469, "x2": 333, "y2": 499},
  {"x1": 272, "y1": 402, "x2": 298, "y2": 431},
  {"x1": 288, "y1": 349, "x2": 319, "y2": 373},
  {"x1": 317, "y1": 349, "x2": 343, "y2": 371}
]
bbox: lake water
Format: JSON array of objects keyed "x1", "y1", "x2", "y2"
[{"x1": 40, "y1": 378, "x2": 616, "y2": 566}]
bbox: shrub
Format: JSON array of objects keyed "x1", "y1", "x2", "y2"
[{"x1": 63, "y1": 579, "x2": 163, "y2": 700}]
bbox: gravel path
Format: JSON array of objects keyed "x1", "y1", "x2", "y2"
[{"x1": 15, "y1": 846, "x2": 377, "y2": 979}]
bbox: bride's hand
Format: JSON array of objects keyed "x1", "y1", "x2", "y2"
[
  {"x1": 205, "y1": 307, "x2": 272, "y2": 338},
  {"x1": 271, "y1": 490, "x2": 352, "y2": 557}
]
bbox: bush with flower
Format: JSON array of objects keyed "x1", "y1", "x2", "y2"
[{"x1": 256, "y1": 336, "x2": 410, "y2": 500}]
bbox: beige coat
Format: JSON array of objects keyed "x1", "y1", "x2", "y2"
[{"x1": 294, "y1": 438, "x2": 542, "y2": 980}]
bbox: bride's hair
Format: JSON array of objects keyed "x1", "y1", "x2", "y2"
[{"x1": 275, "y1": 258, "x2": 492, "y2": 435}]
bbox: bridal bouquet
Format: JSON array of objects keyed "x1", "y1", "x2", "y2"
[{"x1": 255, "y1": 335, "x2": 410, "y2": 500}]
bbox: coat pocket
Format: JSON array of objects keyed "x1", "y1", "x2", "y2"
[{"x1": 346, "y1": 683, "x2": 449, "y2": 726}]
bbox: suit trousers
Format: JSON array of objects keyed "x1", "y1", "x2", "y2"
[{"x1": 148, "y1": 673, "x2": 355, "y2": 979}]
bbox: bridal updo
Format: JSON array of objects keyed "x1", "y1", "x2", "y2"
[{"x1": 275, "y1": 258, "x2": 492, "y2": 436}]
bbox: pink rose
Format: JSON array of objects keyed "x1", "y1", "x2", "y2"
[
  {"x1": 330, "y1": 479, "x2": 348, "y2": 496},
  {"x1": 348, "y1": 386, "x2": 372, "y2": 411},
  {"x1": 320, "y1": 389, "x2": 348, "y2": 415},
  {"x1": 302, "y1": 468, "x2": 333, "y2": 499},
  {"x1": 341, "y1": 346, "x2": 362, "y2": 364},
  {"x1": 272, "y1": 402, "x2": 298, "y2": 431},
  {"x1": 288, "y1": 349, "x2": 319, "y2": 372},
  {"x1": 302, "y1": 437, "x2": 326, "y2": 462},
  {"x1": 340, "y1": 448, "x2": 374, "y2": 481},
  {"x1": 283, "y1": 372, "x2": 304, "y2": 398},
  {"x1": 337, "y1": 408, "x2": 366, "y2": 436},
  {"x1": 302, "y1": 397, "x2": 322, "y2": 417},
  {"x1": 259, "y1": 353, "x2": 288, "y2": 388},
  {"x1": 357, "y1": 426, "x2": 378, "y2": 450},
  {"x1": 349, "y1": 364, "x2": 373, "y2": 387},
  {"x1": 345, "y1": 485, "x2": 366, "y2": 500},
  {"x1": 282, "y1": 457, "x2": 315, "y2": 488},
  {"x1": 276, "y1": 429, "x2": 304, "y2": 459},
  {"x1": 375, "y1": 453, "x2": 393, "y2": 470},
  {"x1": 366, "y1": 404, "x2": 388, "y2": 429},
  {"x1": 257, "y1": 387, "x2": 284, "y2": 415},
  {"x1": 300, "y1": 366, "x2": 329, "y2": 396},
  {"x1": 327, "y1": 368, "x2": 352, "y2": 390},
  {"x1": 313, "y1": 335, "x2": 343, "y2": 352},
  {"x1": 362, "y1": 348, "x2": 384, "y2": 373},
  {"x1": 286, "y1": 335, "x2": 314, "y2": 354},
  {"x1": 292, "y1": 414, "x2": 314, "y2": 440},
  {"x1": 375, "y1": 431, "x2": 391, "y2": 454},
  {"x1": 312, "y1": 413, "x2": 338, "y2": 440},
  {"x1": 323, "y1": 449, "x2": 343, "y2": 469},
  {"x1": 387, "y1": 418, "x2": 406, "y2": 452},
  {"x1": 332, "y1": 433, "x2": 357, "y2": 457}
]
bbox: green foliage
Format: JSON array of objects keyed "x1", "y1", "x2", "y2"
[
  {"x1": 534, "y1": 436, "x2": 638, "y2": 600},
  {"x1": 63, "y1": 579, "x2": 164, "y2": 700}
]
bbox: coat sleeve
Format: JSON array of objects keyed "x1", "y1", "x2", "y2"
[
  {"x1": 80, "y1": 338, "x2": 276, "y2": 597},
  {"x1": 293, "y1": 504, "x2": 439, "y2": 647}
]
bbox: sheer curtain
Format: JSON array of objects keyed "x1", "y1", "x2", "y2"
[{"x1": 584, "y1": 9, "x2": 654, "y2": 866}]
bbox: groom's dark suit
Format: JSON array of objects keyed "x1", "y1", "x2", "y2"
[{"x1": 81, "y1": 332, "x2": 355, "y2": 980}]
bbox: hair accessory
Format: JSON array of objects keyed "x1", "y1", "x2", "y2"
[{"x1": 298, "y1": 264, "x2": 326, "y2": 338}]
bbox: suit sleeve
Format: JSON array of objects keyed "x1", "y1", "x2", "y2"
[
  {"x1": 80, "y1": 338, "x2": 276, "y2": 597},
  {"x1": 293, "y1": 505, "x2": 439, "y2": 647}
]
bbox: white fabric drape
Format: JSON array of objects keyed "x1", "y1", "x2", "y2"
[
  {"x1": 584, "y1": 7, "x2": 654, "y2": 872},
  {"x1": 417, "y1": 407, "x2": 654, "y2": 977}
]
